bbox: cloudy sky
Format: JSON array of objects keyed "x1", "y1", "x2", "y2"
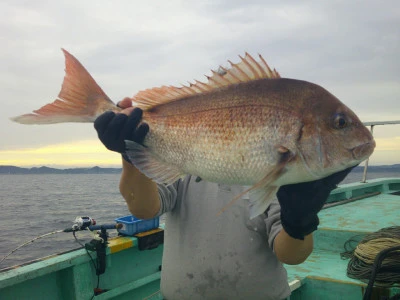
[{"x1": 1, "y1": 0, "x2": 399, "y2": 168}]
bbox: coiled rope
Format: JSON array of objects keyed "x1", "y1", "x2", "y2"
[{"x1": 341, "y1": 226, "x2": 400, "y2": 287}]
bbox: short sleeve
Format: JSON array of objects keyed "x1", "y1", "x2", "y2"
[
  {"x1": 155, "y1": 181, "x2": 179, "y2": 216},
  {"x1": 264, "y1": 198, "x2": 283, "y2": 249}
]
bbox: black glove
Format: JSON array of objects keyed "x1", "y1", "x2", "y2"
[
  {"x1": 94, "y1": 108, "x2": 149, "y2": 162},
  {"x1": 276, "y1": 165, "x2": 357, "y2": 240}
]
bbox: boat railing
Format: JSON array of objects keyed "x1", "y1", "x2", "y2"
[{"x1": 361, "y1": 120, "x2": 400, "y2": 183}]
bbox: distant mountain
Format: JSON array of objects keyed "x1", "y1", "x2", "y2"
[
  {"x1": 0, "y1": 164, "x2": 399, "y2": 175},
  {"x1": 0, "y1": 165, "x2": 122, "y2": 174},
  {"x1": 351, "y1": 164, "x2": 400, "y2": 172}
]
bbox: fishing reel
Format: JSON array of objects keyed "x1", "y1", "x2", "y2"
[
  {"x1": 64, "y1": 216, "x2": 96, "y2": 232},
  {"x1": 73, "y1": 216, "x2": 96, "y2": 230}
]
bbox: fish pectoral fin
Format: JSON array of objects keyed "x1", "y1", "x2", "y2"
[
  {"x1": 248, "y1": 186, "x2": 279, "y2": 219},
  {"x1": 246, "y1": 153, "x2": 291, "y2": 218},
  {"x1": 247, "y1": 149, "x2": 295, "y2": 218},
  {"x1": 217, "y1": 158, "x2": 289, "y2": 219},
  {"x1": 246, "y1": 167, "x2": 286, "y2": 219},
  {"x1": 125, "y1": 140, "x2": 185, "y2": 185}
]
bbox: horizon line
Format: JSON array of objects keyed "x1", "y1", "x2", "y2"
[{"x1": 2, "y1": 163, "x2": 400, "y2": 170}]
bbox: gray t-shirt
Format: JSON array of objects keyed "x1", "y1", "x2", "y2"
[{"x1": 157, "y1": 175, "x2": 291, "y2": 300}]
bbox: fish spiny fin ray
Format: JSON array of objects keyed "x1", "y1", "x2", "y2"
[
  {"x1": 132, "y1": 53, "x2": 280, "y2": 109},
  {"x1": 125, "y1": 140, "x2": 186, "y2": 185},
  {"x1": 11, "y1": 49, "x2": 116, "y2": 124}
]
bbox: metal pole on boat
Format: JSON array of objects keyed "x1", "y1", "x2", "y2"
[
  {"x1": 362, "y1": 125, "x2": 374, "y2": 183},
  {"x1": 360, "y1": 120, "x2": 400, "y2": 183}
]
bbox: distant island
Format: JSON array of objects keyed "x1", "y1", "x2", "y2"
[
  {"x1": 0, "y1": 165, "x2": 122, "y2": 174},
  {"x1": 0, "y1": 164, "x2": 399, "y2": 175}
]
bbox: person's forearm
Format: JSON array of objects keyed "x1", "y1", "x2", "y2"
[
  {"x1": 273, "y1": 229, "x2": 313, "y2": 265},
  {"x1": 119, "y1": 158, "x2": 160, "y2": 219}
]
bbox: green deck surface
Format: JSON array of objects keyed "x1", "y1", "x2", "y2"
[
  {"x1": 286, "y1": 178, "x2": 400, "y2": 299},
  {"x1": 0, "y1": 235, "x2": 164, "y2": 300},
  {"x1": 320, "y1": 178, "x2": 400, "y2": 232}
]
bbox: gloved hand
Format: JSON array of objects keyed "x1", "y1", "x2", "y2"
[
  {"x1": 277, "y1": 165, "x2": 357, "y2": 240},
  {"x1": 94, "y1": 107, "x2": 149, "y2": 162}
]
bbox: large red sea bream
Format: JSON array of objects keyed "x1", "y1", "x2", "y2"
[{"x1": 12, "y1": 50, "x2": 375, "y2": 218}]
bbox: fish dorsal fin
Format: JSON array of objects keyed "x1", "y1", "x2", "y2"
[{"x1": 133, "y1": 53, "x2": 280, "y2": 109}]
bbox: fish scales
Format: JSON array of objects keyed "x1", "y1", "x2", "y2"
[{"x1": 142, "y1": 79, "x2": 304, "y2": 185}]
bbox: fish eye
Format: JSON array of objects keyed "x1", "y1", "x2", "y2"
[{"x1": 333, "y1": 113, "x2": 348, "y2": 129}]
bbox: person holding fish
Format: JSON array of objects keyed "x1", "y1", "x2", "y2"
[
  {"x1": 94, "y1": 102, "x2": 356, "y2": 299},
  {"x1": 13, "y1": 51, "x2": 374, "y2": 299}
]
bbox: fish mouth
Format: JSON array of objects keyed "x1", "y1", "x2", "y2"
[{"x1": 351, "y1": 140, "x2": 376, "y2": 160}]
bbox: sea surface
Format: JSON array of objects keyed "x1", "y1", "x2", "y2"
[{"x1": 0, "y1": 171, "x2": 399, "y2": 269}]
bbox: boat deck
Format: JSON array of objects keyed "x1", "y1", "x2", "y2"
[
  {"x1": 1, "y1": 178, "x2": 399, "y2": 299},
  {"x1": 286, "y1": 178, "x2": 400, "y2": 299}
]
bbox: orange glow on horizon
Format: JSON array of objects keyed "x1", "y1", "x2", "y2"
[
  {"x1": 0, "y1": 137, "x2": 399, "y2": 168},
  {"x1": 0, "y1": 140, "x2": 122, "y2": 168}
]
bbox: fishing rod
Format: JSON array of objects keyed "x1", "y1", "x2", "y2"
[{"x1": 0, "y1": 216, "x2": 122, "y2": 267}]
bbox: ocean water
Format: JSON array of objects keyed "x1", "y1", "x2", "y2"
[
  {"x1": 0, "y1": 171, "x2": 399, "y2": 269},
  {"x1": 0, "y1": 174, "x2": 129, "y2": 269}
]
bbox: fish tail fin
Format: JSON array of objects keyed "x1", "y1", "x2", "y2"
[{"x1": 11, "y1": 49, "x2": 117, "y2": 124}]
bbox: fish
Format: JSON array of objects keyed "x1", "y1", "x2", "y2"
[{"x1": 11, "y1": 49, "x2": 375, "y2": 218}]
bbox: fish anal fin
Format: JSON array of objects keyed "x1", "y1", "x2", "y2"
[
  {"x1": 132, "y1": 53, "x2": 280, "y2": 109},
  {"x1": 125, "y1": 140, "x2": 185, "y2": 185},
  {"x1": 11, "y1": 49, "x2": 116, "y2": 125}
]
